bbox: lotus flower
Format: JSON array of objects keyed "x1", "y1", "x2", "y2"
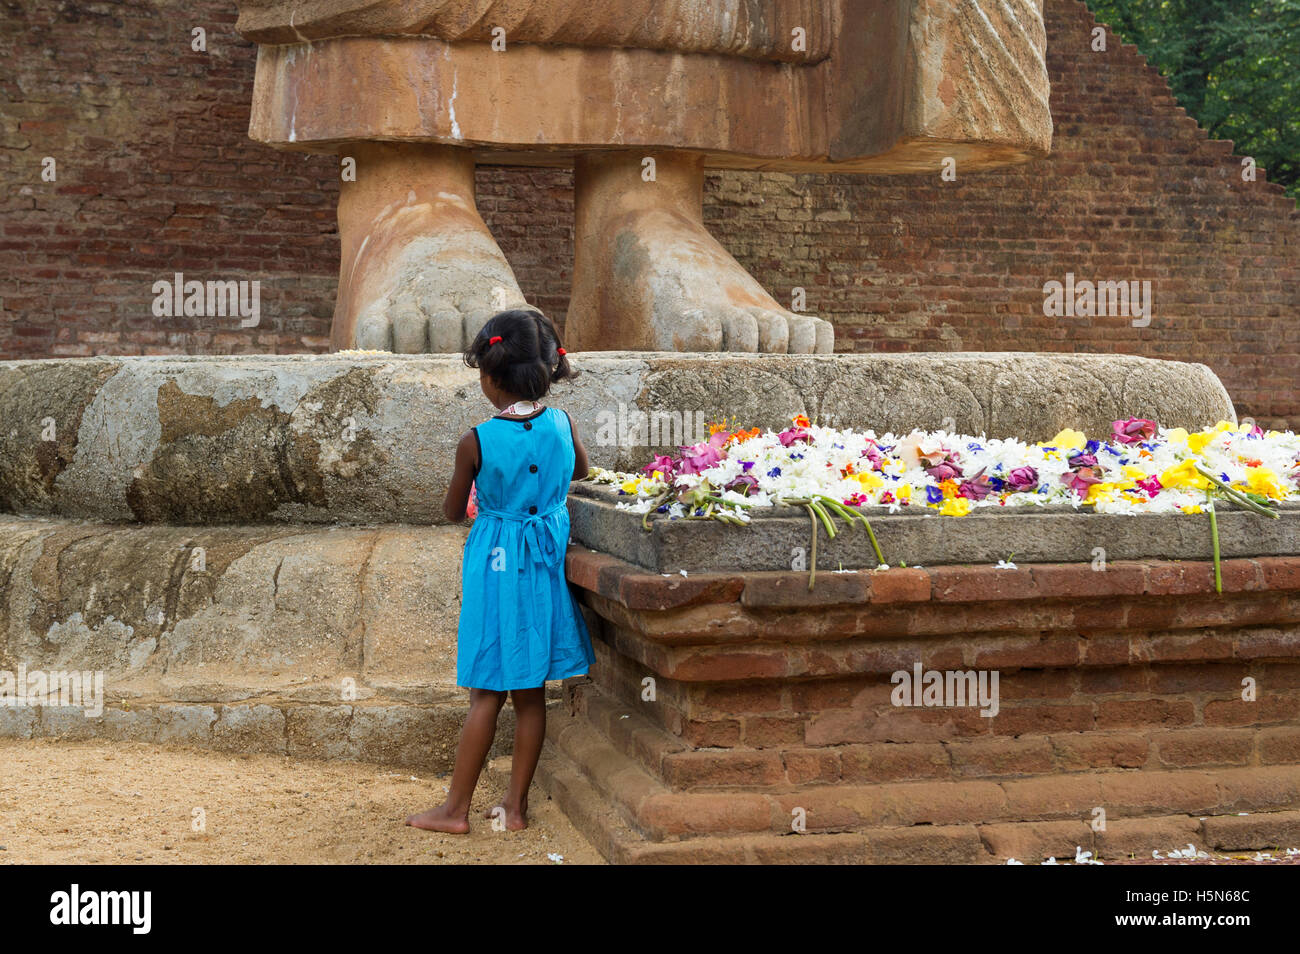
[
  {"x1": 678, "y1": 430, "x2": 729, "y2": 475},
  {"x1": 1113, "y1": 417, "x2": 1157, "y2": 444}
]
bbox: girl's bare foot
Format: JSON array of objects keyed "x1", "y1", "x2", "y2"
[
  {"x1": 482, "y1": 799, "x2": 528, "y2": 831},
  {"x1": 405, "y1": 804, "x2": 470, "y2": 834}
]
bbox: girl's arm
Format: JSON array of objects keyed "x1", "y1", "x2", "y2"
[
  {"x1": 570, "y1": 417, "x2": 589, "y2": 480},
  {"x1": 444, "y1": 430, "x2": 478, "y2": 522}
]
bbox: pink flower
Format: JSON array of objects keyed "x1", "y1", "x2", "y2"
[
  {"x1": 1061, "y1": 466, "x2": 1104, "y2": 496},
  {"x1": 1006, "y1": 466, "x2": 1039, "y2": 491},
  {"x1": 1137, "y1": 475, "x2": 1162, "y2": 497},
  {"x1": 678, "y1": 430, "x2": 729, "y2": 475},
  {"x1": 1112, "y1": 418, "x2": 1157, "y2": 444},
  {"x1": 641, "y1": 454, "x2": 677, "y2": 480},
  {"x1": 778, "y1": 426, "x2": 811, "y2": 447}
]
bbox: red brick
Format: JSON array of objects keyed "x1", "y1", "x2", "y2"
[
  {"x1": 866, "y1": 568, "x2": 931, "y2": 603},
  {"x1": 1031, "y1": 562, "x2": 1146, "y2": 598},
  {"x1": 929, "y1": 566, "x2": 1039, "y2": 602},
  {"x1": 840, "y1": 743, "x2": 951, "y2": 783},
  {"x1": 1152, "y1": 728, "x2": 1255, "y2": 768},
  {"x1": 1051, "y1": 732, "x2": 1150, "y2": 770},
  {"x1": 1096, "y1": 698, "x2": 1196, "y2": 729},
  {"x1": 740, "y1": 571, "x2": 867, "y2": 607}
]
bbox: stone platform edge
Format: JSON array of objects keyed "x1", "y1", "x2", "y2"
[
  {"x1": 566, "y1": 547, "x2": 1300, "y2": 614},
  {"x1": 567, "y1": 482, "x2": 1300, "y2": 573}
]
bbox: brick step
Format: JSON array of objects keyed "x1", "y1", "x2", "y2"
[
  {"x1": 570, "y1": 679, "x2": 1300, "y2": 791},
  {"x1": 0, "y1": 697, "x2": 516, "y2": 774},
  {"x1": 541, "y1": 700, "x2": 1300, "y2": 845},
  {"x1": 521, "y1": 712, "x2": 1300, "y2": 863}
]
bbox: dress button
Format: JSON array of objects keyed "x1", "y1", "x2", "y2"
[
  {"x1": 528, "y1": 505, "x2": 537, "y2": 515},
  {"x1": 529, "y1": 464, "x2": 538, "y2": 473},
  {"x1": 523, "y1": 421, "x2": 532, "y2": 430}
]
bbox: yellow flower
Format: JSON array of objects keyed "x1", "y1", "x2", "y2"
[
  {"x1": 1159, "y1": 460, "x2": 1209, "y2": 490},
  {"x1": 1084, "y1": 482, "x2": 1117, "y2": 505},
  {"x1": 620, "y1": 477, "x2": 643, "y2": 494},
  {"x1": 855, "y1": 472, "x2": 884, "y2": 491},
  {"x1": 939, "y1": 497, "x2": 972, "y2": 517},
  {"x1": 1122, "y1": 465, "x2": 1147, "y2": 481},
  {"x1": 1183, "y1": 504, "x2": 1204, "y2": 514},
  {"x1": 896, "y1": 485, "x2": 912, "y2": 501},
  {"x1": 1043, "y1": 428, "x2": 1086, "y2": 451},
  {"x1": 1165, "y1": 427, "x2": 1189, "y2": 448},
  {"x1": 939, "y1": 478, "x2": 960, "y2": 498},
  {"x1": 1246, "y1": 467, "x2": 1286, "y2": 500}
]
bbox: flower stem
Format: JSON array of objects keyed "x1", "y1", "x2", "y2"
[
  {"x1": 1194, "y1": 465, "x2": 1279, "y2": 518},
  {"x1": 807, "y1": 505, "x2": 818, "y2": 590},
  {"x1": 1207, "y1": 491, "x2": 1222, "y2": 594}
]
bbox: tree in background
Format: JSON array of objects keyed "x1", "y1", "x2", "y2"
[{"x1": 1087, "y1": 0, "x2": 1299, "y2": 200}]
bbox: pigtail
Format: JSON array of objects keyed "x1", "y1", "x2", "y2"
[{"x1": 465, "y1": 307, "x2": 575, "y2": 399}]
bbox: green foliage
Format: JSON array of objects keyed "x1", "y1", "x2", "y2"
[{"x1": 1086, "y1": 0, "x2": 1300, "y2": 200}]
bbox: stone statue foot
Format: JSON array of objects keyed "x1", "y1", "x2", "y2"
[
  {"x1": 331, "y1": 143, "x2": 528, "y2": 352},
  {"x1": 567, "y1": 150, "x2": 833, "y2": 353}
]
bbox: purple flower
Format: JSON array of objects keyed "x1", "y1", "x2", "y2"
[
  {"x1": 1006, "y1": 466, "x2": 1039, "y2": 491},
  {"x1": 958, "y1": 468, "x2": 993, "y2": 501},
  {"x1": 925, "y1": 485, "x2": 944, "y2": 504},
  {"x1": 927, "y1": 461, "x2": 964, "y2": 483},
  {"x1": 1112, "y1": 417, "x2": 1157, "y2": 445},
  {"x1": 1068, "y1": 452, "x2": 1098, "y2": 469},
  {"x1": 725, "y1": 474, "x2": 759, "y2": 494}
]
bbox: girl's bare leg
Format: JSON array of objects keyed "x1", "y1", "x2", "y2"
[
  {"x1": 406, "y1": 688, "x2": 507, "y2": 833},
  {"x1": 483, "y1": 687, "x2": 545, "y2": 831}
]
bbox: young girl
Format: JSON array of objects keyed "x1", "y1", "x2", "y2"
[{"x1": 407, "y1": 308, "x2": 594, "y2": 834}]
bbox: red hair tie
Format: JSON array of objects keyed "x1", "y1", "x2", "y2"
[
  {"x1": 557, "y1": 347, "x2": 566, "y2": 355},
  {"x1": 488, "y1": 336, "x2": 502, "y2": 345}
]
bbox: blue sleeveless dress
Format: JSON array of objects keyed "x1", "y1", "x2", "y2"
[{"x1": 457, "y1": 406, "x2": 595, "y2": 691}]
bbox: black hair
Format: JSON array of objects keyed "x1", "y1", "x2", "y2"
[{"x1": 463, "y1": 308, "x2": 577, "y2": 401}]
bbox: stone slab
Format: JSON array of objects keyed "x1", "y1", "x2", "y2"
[
  {"x1": 569, "y1": 482, "x2": 1300, "y2": 573},
  {"x1": 0, "y1": 352, "x2": 1234, "y2": 525}
]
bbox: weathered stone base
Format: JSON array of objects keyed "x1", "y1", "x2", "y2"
[
  {"x1": 0, "y1": 697, "x2": 517, "y2": 773},
  {"x1": 0, "y1": 514, "x2": 521, "y2": 771},
  {"x1": 545, "y1": 549, "x2": 1300, "y2": 863}
]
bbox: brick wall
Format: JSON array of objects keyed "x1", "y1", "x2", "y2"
[{"x1": 2, "y1": 1, "x2": 1296, "y2": 425}]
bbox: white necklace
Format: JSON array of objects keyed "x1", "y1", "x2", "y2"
[{"x1": 502, "y1": 400, "x2": 541, "y2": 416}]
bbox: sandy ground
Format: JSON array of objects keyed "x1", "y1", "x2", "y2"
[
  {"x1": 3, "y1": 739, "x2": 1294, "y2": 866},
  {"x1": 0, "y1": 739, "x2": 605, "y2": 865}
]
